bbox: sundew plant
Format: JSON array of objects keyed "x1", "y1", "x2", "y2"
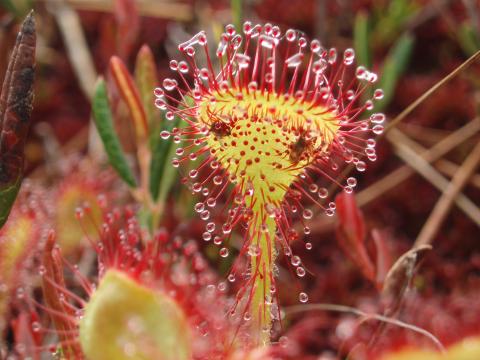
[
  {"x1": 155, "y1": 22, "x2": 384, "y2": 344},
  {"x1": 2, "y1": 2, "x2": 480, "y2": 360}
]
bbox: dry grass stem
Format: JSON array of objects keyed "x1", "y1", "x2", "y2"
[
  {"x1": 359, "y1": 118, "x2": 480, "y2": 206},
  {"x1": 414, "y1": 140, "x2": 480, "y2": 247},
  {"x1": 41, "y1": 0, "x2": 194, "y2": 21},
  {"x1": 47, "y1": 1, "x2": 97, "y2": 99},
  {"x1": 285, "y1": 303, "x2": 446, "y2": 354},
  {"x1": 47, "y1": 1, "x2": 104, "y2": 159},
  {"x1": 391, "y1": 129, "x2": 480, "y2": 227},
  {"x1": 384, "y1": 49, "x2": 480, "y2": 133},
  {"x1": 397, "y1": 123, "x2": 476, "y2": 145},
  {"x1": 436, "y1": 159, "x2": 480, "y2": 188},
  {"x1": 308, "y1": 118, "x2": 480, "y2": 234}
]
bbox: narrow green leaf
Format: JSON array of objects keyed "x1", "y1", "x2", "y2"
[
  {"x1": 377, "y1": 33, "x2": 414, "y2": 112},
  {"x1": 150, "y1": 97, "x2": 194, "y2": 202},
  {"x1": 149, "y1": 115, "x2": 181, "y2": 201},
  {"x1": 354, "y1": 12, "x2": 371, "y2": 68},
  {"x1": 92, "y1": 79, "x2": 137, "y2": 187},
  {"x1": 157, "y1": 120, "x2": 188, "y2": 205}
]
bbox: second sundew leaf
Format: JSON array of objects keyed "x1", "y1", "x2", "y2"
[
  {"x1": 376, "y1": 33, "x2": 414, "y2": 112},
  {"x1": 92, "y1": 79, "x2": 137, "y2": 187},
  {"x1": 134, "y1": 45, "x2": 160, "y2": 149},
  {"x1": 109, "y1": 56, "x2": 148, "y2": 143}
]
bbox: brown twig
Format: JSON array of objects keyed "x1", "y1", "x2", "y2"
[
  {"x1": 47, "y1": 1, "x2": 97, "y2": 99},
  {"x1": 435, "y1": 159, "x2": 480, "y2": 189},
  {"x1": 319, "y1": 48, "x2": 480, "y2": 221},
  {"x1": 384, "y1": 49, "x2": 480, "y2": 134},
  {"x1": 390, "y1": 128, "x2": 480, "y2": 226},
  {"x1": 46, "y1": 0, "x2": 104, "y2": 159},
  {"x1": 414, "y1": 140, "x2": 480, "y2": 247},
  {"x1": 40, "y1": 0, "x2": 193, "y2": 21},
  {"x1": 308, "y1": 118, "x2": 480, "y2": 234},
  {"x1": 359, "y1": 118, "x2": 480, "y2": 206},
  {"x1": 397, "y1": 123, "x2": 470, "y2": 145}
]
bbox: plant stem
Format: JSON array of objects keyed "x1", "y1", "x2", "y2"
[{"x1": 250, "y1": 215, "x2": 276, "y2": 345}]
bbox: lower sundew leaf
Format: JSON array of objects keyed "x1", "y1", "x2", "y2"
[
  {"x1": 79, "y1": 269, "x2": 191, "y2": 360},
  {"x1": 92, "y1": 78, "x2": 137, "y2": 188},
  {"x1": 0, "y1": 11, "x2": 36, "y2": 228}
]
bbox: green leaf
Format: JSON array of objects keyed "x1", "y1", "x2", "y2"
[
  {"x1": 0, "y1": 0, "x2": 32, "y2": 17},
  {"x1": 457, "y1": 21, "x2": 480, "y2": 56},
  {"x1": 92, "y1": 79, "x2": 137, "y2": 187},
  {"x1": 149, "y1": 115, "x2": 181, "y2": 201},
  {"x1": 354, "y1": 12, "x2": 371, "y2": 68},
  {"x1": 372, "y1": 0, "x2": 419, "y2": 48},
  {"x1": 150, "y1": 97, "x2": 194, "y2": 202},
  {"x1": 377, "y1": 33, "x2": 414, "y2": 112},
  {"x1": 231, "y1": 0, "x2": 242, "y2": 33}
]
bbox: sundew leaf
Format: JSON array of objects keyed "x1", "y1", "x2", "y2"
[
  {"x1": 0, "y1": 11, "x2": 35, "y2": 229},
  {"x1": 376, "y1": 33, "x2": 414, "y2": 112},
  {"x1": 80, "y1": 269, "x2": 191, "y2": 360},
  {"x1": 354, "y1": 11, "x2": 371, "y2": 68},
  {"x1": 92, "y1": 79, "x2": 137, "y2": 187}
]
